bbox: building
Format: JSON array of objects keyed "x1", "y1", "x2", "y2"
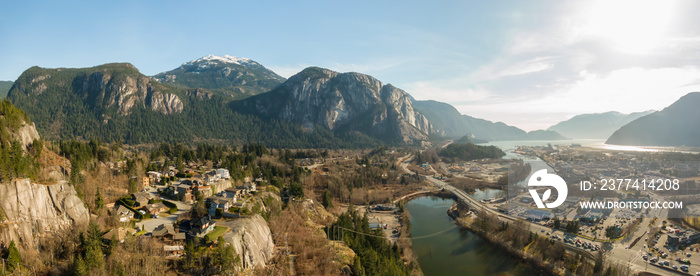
[
  {"x1": 667, "y1": 230, "x2": 700, "y2": 247},
  {"x1": 142, "y1": 176, "x2": 151, "y2": 188},
  {"x1": 132, "y1": 192, "x2": 152, "y2": 207},
  {"x1": 152, "y1": 224, "x2": 186, "y2": 245},
  {"x1": 219, "y1": 187, "x2": 239, "y2": 201},
  {"x1": 174, "y1": 183, "x2": 194, "y2": 203},
  {"x1": 164, "y1": 245, "x2": 185, "y2": 257},
  {"x1": 180, "y1": 216, "x2": 216, "y2": 237},
  {"x1": 147, "y1": 171, "x2": 162, "y2": 184},
  {"x1": 143, "y1": 202, "x2": 168, "y2": 216},
  {"x1": 114, "y1": 205, "x2": 135, "y2": 222},
  {"x1": 102, "y1": 227, "x2": 137, "y2": 243},
  {"x1": 237, "y1": 182, "x2": 256, "y2": 194},
  {"x1": 524, "y1": 209, "x2": 553, "y2": 221},
  {"x1": 207, "y1": 197, "x2": 232, "y2": 211},
  {"x1": 217, "y1": 168, "x2": 231, "y2": 179}
]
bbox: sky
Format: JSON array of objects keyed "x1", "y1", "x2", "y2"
[{"x1": 3, "y1": 0, "x2": 700, "y2": 131}]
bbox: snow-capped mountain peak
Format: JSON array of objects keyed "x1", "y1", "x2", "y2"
[{"x1": 183, "y1": 55, "x2": 256, "y2": 67}]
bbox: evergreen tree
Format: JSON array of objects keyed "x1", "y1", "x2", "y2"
[
  {"x1": 72, "y1": 255, "x2": 88, "y2": 276},
  {"x1": 94, "y1": 188, "x2": 104, "y2": 211},
  {"x1": 352, "y1": 256, "x2": 366, "y2": 276},
  {"x1": 322, "y1": 189, "x2": 333, "y2": 208},
  {"x1": 6, "y1": 240, "x2": 21, "y2": 272}
]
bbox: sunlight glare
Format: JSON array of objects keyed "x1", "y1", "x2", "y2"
[{"x1": 583, "y1": 0, "x2": 676, "y2": 54}]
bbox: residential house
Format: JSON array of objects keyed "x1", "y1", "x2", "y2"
[
  {"x1": 143, "y1": 202, "x2": 168, "y2": 216},
  {"x1": 102, "y1": 227, "x2": 137, "y2": 243},
  {"x1": 220, "y1": 187, "x2": 238, "y2": 202},
  {"x1": 216, "y1": 168, "x2": 230, "y2": 179},
  {"x1": 207, "y1": 197, "x2": 232, "y2": 213},
  {"x1": 152, "y1": 224, "x2": 186, "y2": 245},
  {"x1": 114, "y1": 205, "x2": 135, "y2": 222},
  {"x1": 132, "y1": 192, "x2": 152, "y2": 207},
  {"x1": 236, "y1": 182, "x2": 256, "y2": 195},
  {"x1": 205, "y1": 170, "x2": 219, "y2": 183},
  {"x1": 142, "y1": 176, "x2": 150, "y2": 188},
  {"x1": 175, "y1": 183, "x2": 194, "y2": 203},
  {"x1": 147, "y1": 171, "x2": 162, "y2": 184},
  {"x1": 180, "y1": 216, "x2": 216, "y2": 237}
]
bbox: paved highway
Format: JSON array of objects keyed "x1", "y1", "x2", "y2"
[{"x1": 399, "y1": 157, "x2": 692, "y2": 275}]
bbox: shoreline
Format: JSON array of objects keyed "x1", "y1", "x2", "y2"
[
  {"x1": 395, "y1": 190, "x2": 455, "y2": 276},
  {"x1": 445, "y1": 203, "x2": 561, "y2": 276}
]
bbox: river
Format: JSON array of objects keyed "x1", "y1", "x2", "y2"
[
  {"x1": 408, "y1": 139, "x2": 697, "y2": 275},
  {"x1": 406, "y1": 139, "x2": 588, "y2": 275},
  {"x1": 406, "y1": 196, "x2": 535, "y2": 276}
]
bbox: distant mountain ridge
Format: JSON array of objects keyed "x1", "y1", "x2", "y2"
[
  {"x1": 153, "y1": 55, "x2": 285, "y2": 99},
  {"x1": 547, "y1": 111, "x2": 654, "y2": 139},
  {"x1": 0, "y1": 81, "x2": 12, "y2": 98},
  {"x1": 606, "y1": 92, "x2": 700, "y2": 147},
  {"x1": 412, "y1": 100, "x2": 567, "y2": 141}
]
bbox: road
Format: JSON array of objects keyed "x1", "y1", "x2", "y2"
[
  {"x1": 399, "y1": 157, "x2": 598, "y2": 256},
  {"x1": 135, "y1": 185, "x2": 192, "y2": 232},
  {"x1": 400, "y1": 156, "x2": 695, "y2": 275}
]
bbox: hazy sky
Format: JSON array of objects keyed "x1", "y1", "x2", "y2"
[{"x1": 3, "y1": 0, "x2": 700, "y2": 130}]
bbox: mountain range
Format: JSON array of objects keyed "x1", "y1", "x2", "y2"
[
  {"x1": 10, "y1": 54, "x2": 697, "y2": 148},
  {"x1": 412, "y1": 100, "x2": 567, "y2": 140},
  {"x1": 606, "y1": 92, "x2": 700, "y2": 147},
  {"x1": 547, "y1": 111, "x2": 654, "y2": 139}
]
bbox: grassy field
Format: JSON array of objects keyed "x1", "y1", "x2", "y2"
[{"x1": 205, "y1": 226, "x2": 229, "y2": 241}]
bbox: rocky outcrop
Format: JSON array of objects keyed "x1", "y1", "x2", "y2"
[
  {"x1": 10, "y1": 64, "x2": 184, "y2": 116},
  {"x1": 149, "y1": 91, "x2": 184, "y2": 114},
  {"x1": 80, "y1": 68, "x2": 184, "y2": 115},
  {"x1": 0, "y1": 179, "x2": 89, "y2": 249},
  {"x1": 232, "y1": 67, "x2": 438, "y2": 144},
  {"x1": 220, "y1": 214, "x2": 274, "y2": 270},
  {"x1": 12, "y1": 122, "x2": 40, "y2": 150}
]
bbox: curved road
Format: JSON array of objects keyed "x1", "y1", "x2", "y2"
[{"x1": 399, "y1": 156, "x2": 686, "y2": 275}]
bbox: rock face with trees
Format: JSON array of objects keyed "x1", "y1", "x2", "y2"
[{"x1": 0, "y1": 179, "x2": 89, "y2": 249}]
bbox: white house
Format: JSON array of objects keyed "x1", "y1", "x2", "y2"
[{"x1": 216, "y1": 168, "x2": 231, "y2": 179}]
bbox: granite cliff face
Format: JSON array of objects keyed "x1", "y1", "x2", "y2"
[
  {"x1": 9, "y1": 63, "x2": 184, "y2": 116},
  {"x1": 231, "y1": 67, "x2": 437, "y2": 144},
  {"x1": 0, "y1": 179, "x2": 89, "y2": 248},
  {"x1": 220, "y1": 214, "x2": 275, "y2": 270},
  {"x1": 12, "y1": 122, "x2": 40, "y2": 150}
]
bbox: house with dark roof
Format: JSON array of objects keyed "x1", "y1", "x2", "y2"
[
  {"x1": 152, "y1": 224, "x2": 186, "y2": 245},
  {"x1": 179, "y1": 216, "x2": 216, "y2": 238},
  {"x1": 131, "y1": 192, "x2": 153, "y2": 207},
  {"x1": 236, "y1": 182, "x2": 256, "y2": 194}
]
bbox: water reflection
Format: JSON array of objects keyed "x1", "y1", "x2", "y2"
[{"x1": 406, "y1": 196, "x2": 535, "y2": 276}]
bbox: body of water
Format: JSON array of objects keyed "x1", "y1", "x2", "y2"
[
  {"x1": 406, "y1": 196, "x2": 535, "y2": 276},
  {"x1": 479, "y1": 139, "x2": 697, "y2": 155}
]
